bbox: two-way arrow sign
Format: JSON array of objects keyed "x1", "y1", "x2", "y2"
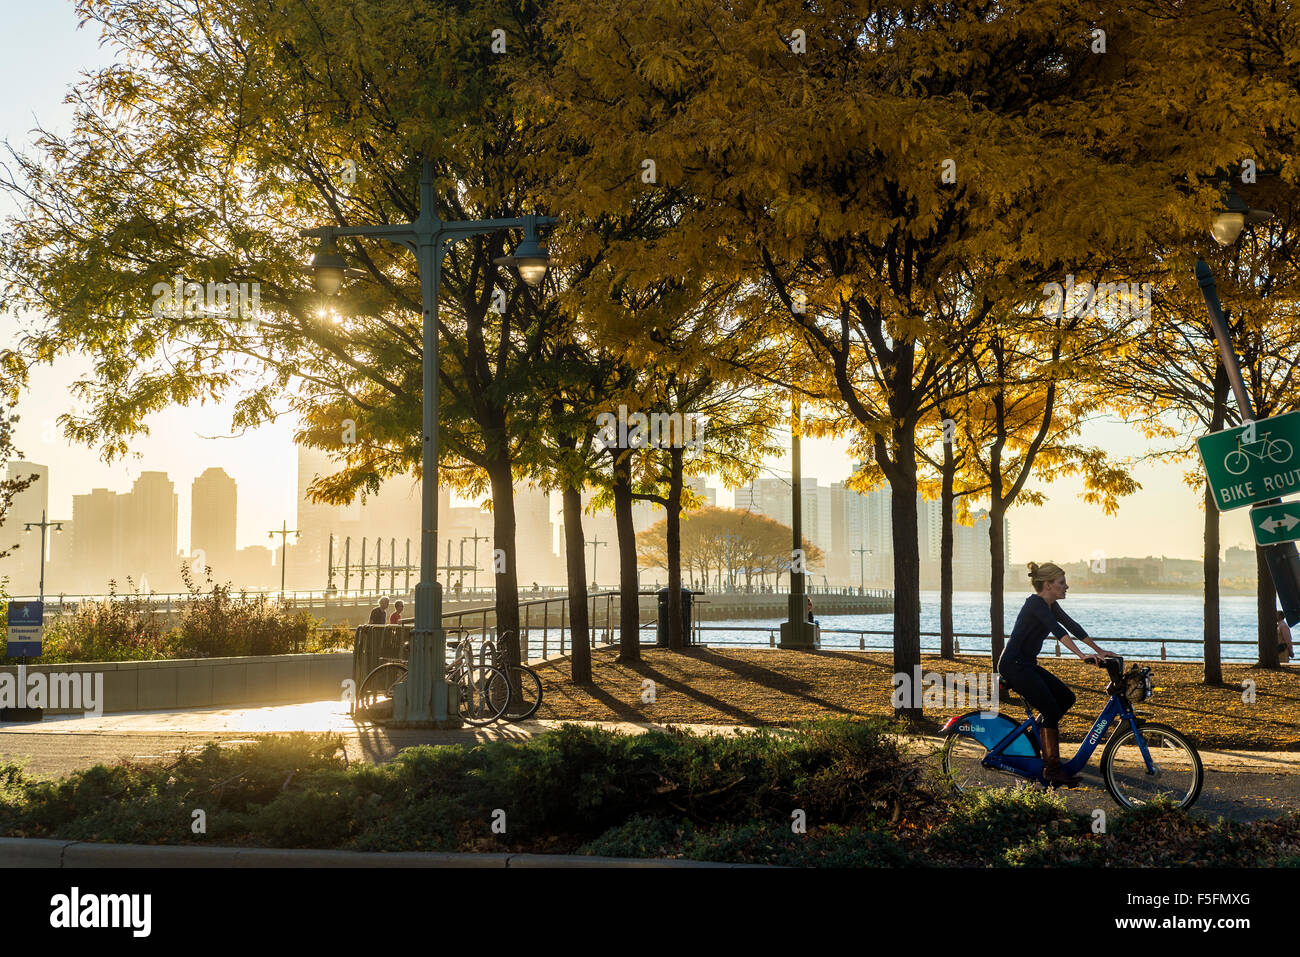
[
  {"x1": 1251, "y1": 503, "x2": 1300, "y2": 546},
  {"x1": 1262, "y1": 513, "x2": 1300, "y2": 534}
]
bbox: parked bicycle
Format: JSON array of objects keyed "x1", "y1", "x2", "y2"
[
  {"x1": 490, "y1": 630, "x2": 544, "y2": 721},
  {"x1": 938, "y1": 656, "x2": 1203, "y2": 809},
  {"x1": 355, "y1": 628, "x2": 511, "y2": 726}
]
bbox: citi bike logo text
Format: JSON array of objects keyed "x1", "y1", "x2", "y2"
[
  {"x1": 151, "y1": 275, "x2": 261, "y2": 323},
  {"x1": 1041, "y1": 275, "x2": 1151, "y2": 320},
  {"x1": 594, "y1": 405, "x2": 707, "y2": 451},
  {"x1": 891, "y1": 667, "x2": 998, "y2": 712},
  {"x1": 0, "y1": 666, "x2": 104, "y2": 716}
]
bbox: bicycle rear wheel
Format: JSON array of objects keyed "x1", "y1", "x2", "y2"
[
  {"x1": 357, "y1": 662, "x2": 407, "y2": 720},
  {"x1": 457, "y1": 664, "x2": 511, "y2": 726},
  {"x1": 500, "y1": 666, "x2": 543, "y2": 721},
  {"x1": 939, "y1": 733, "x2": 1028, "y2": 795},
  {"x1": 1100, "y1": 721, "x2": 1203, "y2": 809}
]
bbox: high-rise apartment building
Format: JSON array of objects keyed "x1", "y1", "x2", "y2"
[
  {"x1": 71, "y1": 487, "x2": 120, "y2": 591},
  {"x1": 191, "y1": 467, "x2": 237, "y2": 581},
  {"x1": 118, "y1": 471, "x2": 179, "y2": 590},
  {"x1": 0, "y1": 461, "x2": 49, "y2": 594}
]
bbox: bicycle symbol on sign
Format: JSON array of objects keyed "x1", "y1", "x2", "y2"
[{"x1": 1223, "y1": 432, "x2": 1293, "y2": 475}]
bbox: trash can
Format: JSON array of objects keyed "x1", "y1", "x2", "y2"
[{"x1": 656, "y1": 586, "x2": 694, "y2": 647}]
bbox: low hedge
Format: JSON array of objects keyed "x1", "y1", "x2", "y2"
[{"x1": 0, "y1": 720, "x2": 1296, "y2": 866}]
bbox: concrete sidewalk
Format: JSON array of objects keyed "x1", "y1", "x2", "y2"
[
  {"x1": 1, "y1": 700, "x2": 1294, "y2": 773},
  {"x1": 0, "y1": 837, "x2": 757, "y2": 868}
]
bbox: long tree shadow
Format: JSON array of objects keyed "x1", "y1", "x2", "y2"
[{"x1": 643, "y1": 651, "x2": 860, "y2": 721}]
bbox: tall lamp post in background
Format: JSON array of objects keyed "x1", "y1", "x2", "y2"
[
  {"x1": 1198, "y1": 185, "x2": 1300, "y2": 627},
  {"x1": 852, "y1": 546, "x2": 874, "y2": 594},
  {"x1": 586, "y1": 536, "x2": 607, "y2": 588},
  {"x1": 23, "y1": 510, "x2": 65, "y2": 604},
  {"x1": 304, "y1": 159, "x2": 553, "y2": 725},
  {"x1": 464, "y1": 530, "x2": 489, "y2": 592},
  {"x1": 780, "y1": 399, "x2": 817, "y2": 648},
  {"x1": 269, "y1": 521, "x2": 300, "y2": 599}
]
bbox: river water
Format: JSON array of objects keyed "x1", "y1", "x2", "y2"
[{"x1": 696, "y1": 590, "x2": 1276, "y2": 662}]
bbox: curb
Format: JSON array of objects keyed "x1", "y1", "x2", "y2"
[{"x1": 0, "y1": 838, "x2": 763, "y2": 868}]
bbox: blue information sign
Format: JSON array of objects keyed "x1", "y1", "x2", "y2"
[{"x1": 6, "y1": 601, "x2": 43, "y2": 657}]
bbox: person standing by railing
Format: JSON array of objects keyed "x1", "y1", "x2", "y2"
[{"x1": 1280, "y1": 611, "x2": 1294, "y2": 664}]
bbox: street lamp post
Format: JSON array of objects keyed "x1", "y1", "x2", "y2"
[
  {"x1": 465, "y1": 530, "x2": 489, "y2": 593},
  {"x1": 1200, "y1": 186, "x2": 1300, "y2": 628},
  {"x1": 326, "y1": 533, "x2": 336, "y2": 595},
  {"x1": 586, "y1": 537, "x2": 607, "y2": 588},
  {"x1": 23, "y1": 510, "x2": 66, "y2": 604},
  {"x1": 303, "y1": 159, "x2": 552, "y2": 725},
  {"x1": 268, "y1": 521, "x2": 300, "y2": 598},
  {"x1": 780, "y1": 398, "x2": 816, "y2": 648},
  {"x1": 852, "y1": 546, "x2": 873, "y2": 593}
]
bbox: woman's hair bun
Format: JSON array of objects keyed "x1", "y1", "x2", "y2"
[{"x1": 1026, "y1": 561, "x2": 1039, "y2": 578}]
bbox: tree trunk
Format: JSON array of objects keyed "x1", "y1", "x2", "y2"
[
  {"x1": 940, "y1": 434, "x2": 955, "y2": 660},
  {"x1": 666, "y1": 447, "x2": 685, "y2": 650},
  {"x1": 890, "y1": 439, "x2": 921, "y2": 718},
  {"x1": 562, "y1": 484, "x2": 591, "y2": 682},
  {"x1": 486, "y1": 457, "x2": 521, "y2": 677},
  {"x1": 1203, "y1": 362, "x2": 1228, "y2": 685},
  {"x1": 989, "y1": 499, "x2": 1007, "y2": 663},
  {"x1": 1257, "y1": 546, "x2": 1280, "y2": 668},
  {"x1": 611, "y1": 451, "x2": 641, "y2": 662}
]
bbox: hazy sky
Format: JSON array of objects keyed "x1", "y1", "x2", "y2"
[{"x1": 0, "y1": 1, "x2": 1261, "y2": 562}]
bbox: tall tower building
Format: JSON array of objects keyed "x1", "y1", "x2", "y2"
[
  {"x1": 118, "y1": 472, "x2": 179, "y2": 590},
  {"x1": 191, "y1": 467, "x2": 237, "y2": 582},
  {"x1": 72, "y1": 487, "x2": 120, "y2": 592},
  {"x1": 0, "y1": 461, "x2": 49, "y2": 594}
]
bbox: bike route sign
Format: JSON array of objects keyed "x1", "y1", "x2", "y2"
[
  {"x1": 1197, "y1": 411, "x2": 1300, "y2": 512},
  {"x1": 5, "y1": 600, "x2": 42, "y2": 657},
  {"x1": 1250, "y1": 502, "x2": 1300, "y2": 546}
]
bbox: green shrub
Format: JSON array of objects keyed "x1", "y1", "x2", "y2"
[
  {"x1": 581, "y1": 815, "x2": 688, "y2": 858},
  {"x1": 1004, "y1": 833, "x2": 1111, "y2": 867},
  {"x1": 924, "y1": 786, "x2": 1087, "y2": 864},
  {"x1": 175, "y1": 565, "x2": 317, "y2": 658},
  {"x1": 29, "y1": 582, "x2": 177, "y2": 664}
]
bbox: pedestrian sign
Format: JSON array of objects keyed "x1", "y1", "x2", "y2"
[
  {"x1": 1251, "y1": 502, "x2": 1300, "y2": 547},
  {"x1": 5, "y1": 601, "x2": 43, "y2": 657},
  {"x1": 1197, "y1": 411, "x2": 1300, "y2": 511}
]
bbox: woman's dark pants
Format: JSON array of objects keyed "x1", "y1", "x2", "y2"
[{"x1": 999, "y1": 657, "x2": 1075, "y2": 729}]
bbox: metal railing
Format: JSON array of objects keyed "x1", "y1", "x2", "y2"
[
  {"x1": 680, "y1": 625, "x2": 1262, "y2": 662},
  {"x1": 348, "y1": 605, "x2": 1270, "y2": 688}
]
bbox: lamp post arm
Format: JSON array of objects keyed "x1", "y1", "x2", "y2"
[{"x1": 1195, "y1": 259, "x2": 1255, "y2": 420}]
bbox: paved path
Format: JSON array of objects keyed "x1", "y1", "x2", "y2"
[{"x1": 0, "y1": 700, "x2": 1296, "y2": 821}]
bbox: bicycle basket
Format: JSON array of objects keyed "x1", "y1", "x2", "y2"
[{"x1": 1122, "y1": 665, "x2": 1153, "y2": 702}]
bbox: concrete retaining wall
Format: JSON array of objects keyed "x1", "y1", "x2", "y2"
[{"x1": 0, "y1": 653, "x2": 353, "y2": 715}]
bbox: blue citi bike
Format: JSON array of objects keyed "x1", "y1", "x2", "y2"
[{"x1": 938, "y1": 656, "x2": 1203, "y2": 809}]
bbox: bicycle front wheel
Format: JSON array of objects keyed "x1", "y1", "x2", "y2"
[
  {"x1": 939, "y1": 733, "x2": 1026, "y2": 795},
  {"x1": 457, "y1": 664, "x2": 511, "y2": 726},
  {"x1": 1100, "y1": 721, "x2": 1203, "y2": 809},
  {"x1": 357, "y1": 663, "x2": 408, "y2": 720}
]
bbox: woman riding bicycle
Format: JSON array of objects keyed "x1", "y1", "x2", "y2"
[{"x1": 999, "y1": 561, "x2": 1117, "y2": 786}]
